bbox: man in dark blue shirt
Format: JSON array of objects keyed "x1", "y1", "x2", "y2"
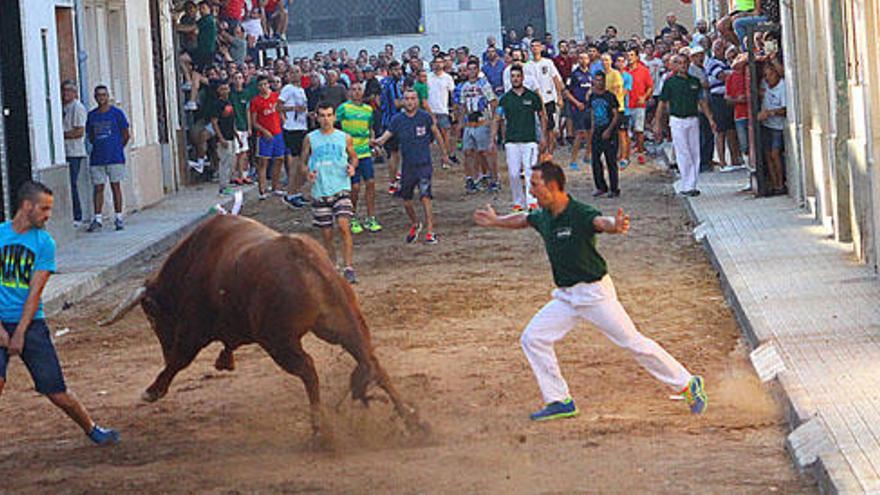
[
  {"x1": 85, "y1": 85, "x2": 130, "y2": 232},
  {"x1": 482, "y1": 46, "x2": 506, "y2": 97},
  {"x1": 373, "y1": 89, "x2": 445, "y2": 245},
  {"x1": 0, "y1": 181, "x2": 120, "y2": 445},
  {"x1": 565, "y1": 52, "x2": 593, "y2": 171},
  {"x1": 380, "y1": 61, "x2": 406, "y2": 195}
]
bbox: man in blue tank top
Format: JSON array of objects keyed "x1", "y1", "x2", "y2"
[
  {"x1": 0, "y1": 181, "x2": 119, "y2": 445},
  {"x1": 302, "y1": 102, "x2": 360, "y2": 284}
]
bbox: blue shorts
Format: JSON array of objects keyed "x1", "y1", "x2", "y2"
[
  {"x1": 571, "y1": 108, "x2": 592, "y2": 132},
  {"x1": 351, "y1": 157, "x2": 375, "y2": 185},
  {"x1": 398, "y1": 164, "x2": 432, "y2": 201},
  {"x1": 762, "y1": 127, "x2": 784, "y2": 152},
  {"x1": 258, "y1": 133, "x2": 285, "y2": 159},
  {"x1": 0, "y1": 320, "x2": 67, "y2": 395}
]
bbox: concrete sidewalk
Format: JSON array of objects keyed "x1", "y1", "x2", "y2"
[
  {"x1": 680, "y1": 170, "x2": 880, "y2": 494},
  {"x1": 44, "y1": 184, "x2": 253, "y2": 315}
]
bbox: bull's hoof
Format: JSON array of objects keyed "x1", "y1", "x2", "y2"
[
  {"x1": 214, "y1": 351, "x2": 235, "y2": 371},
  {"x1": 307, "y1": 432, "x2": 336, "y2": 452},
  {"x1": 141, "y1": 389, "x2": 163, "y2": 402}
]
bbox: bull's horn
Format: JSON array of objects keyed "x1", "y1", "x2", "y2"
[{"x1": 98, "y1": 286, "x2": 147, "y2": 326}]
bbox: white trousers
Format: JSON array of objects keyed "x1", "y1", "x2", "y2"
[
  {"x1": 504, "y1": 142, "x2": 539, "y2": 208},
  {"x1": 520, "y1": 276, "x2": 693, "y2": 404},
  {"x1": 669, "y1": 116, "x2": 701, "y2": 192}
]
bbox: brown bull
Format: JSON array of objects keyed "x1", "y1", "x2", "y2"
[{"x1": 100, "y1": 214, "x2": 424, "y2": 440}]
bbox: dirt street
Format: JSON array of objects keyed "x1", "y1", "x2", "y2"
[{"x1": 0, "y1": 153, "x2": 815, "y2": 494}]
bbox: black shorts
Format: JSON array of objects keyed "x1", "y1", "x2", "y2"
[
  {"x1": 572, "y1": 108, "x2": 591, "y2": 132},
  {"x1": 709, "y1": 94, "x2": 735, "y2": 132},
  {"x1": 283, "y1": 130, "x2": 306, "y2": 157},
  {"x1": 544, "y1": 101, "x2": 557, "y2": 131},
  {"x1": 398, "y1": 164, "x2": 432, "y2": 200},
  {"x1": 384, "y1": 134, "x2": 400, "y2": 153}
]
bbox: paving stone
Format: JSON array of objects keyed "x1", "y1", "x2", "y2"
[{"x1": 682, "y1": 171, "x2": 880, "y2": 494}]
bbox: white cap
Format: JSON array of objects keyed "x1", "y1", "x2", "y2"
[{"x1": 689, "y1": 46, "x2": 705, "y2": 56}]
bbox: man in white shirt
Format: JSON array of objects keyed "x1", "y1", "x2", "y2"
[
  {"x1": 503, "y1": 48, "x2": 539, "y2": 93},
  {"x1": 62, "y1": 80, "x2": 88, "y2": 228},
  {"x1": 525, "y1": 39, "x2": 564, "y2": 155},
  {"x1": 279, "y1": 66, "x2": 310, "y2": 208},
  {"x1": 426, "y1": 56, "x2": 456, "y2": 165}
]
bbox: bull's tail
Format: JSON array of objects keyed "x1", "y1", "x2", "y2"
[{"x1": 98, "y1": 286, "x2": 147, "y2": 326}]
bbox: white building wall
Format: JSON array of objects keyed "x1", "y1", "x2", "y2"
[
  {"x1": 81, "y1": 0, "x2": 165, "y2": 213},
  {"x1": 20, "y1": 0, "x2": 67, "y2": 171},
  {"x1": 286, "y1": 0, "x2": 501, "y2": 58}
]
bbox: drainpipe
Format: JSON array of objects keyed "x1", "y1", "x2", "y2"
[
  {"x1": 74, "y1": 0, "x2": 89, "y2": 104},
  {"x1": 828, "y1": 0, "x2": 852, "y2": 242},
  {"x1": 573, "y1": 0, "x2": 585, "y2": 39},
  {"x1": 545, "y1": 0, "x2": 558, "y2": 37},
  {"x1": 642, "y1": 0, "x2": 654, "y2": 38}
]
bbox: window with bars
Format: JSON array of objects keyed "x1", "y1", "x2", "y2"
[{"x1": 286, "y1": 0, "x2": 422, "y2": 42}]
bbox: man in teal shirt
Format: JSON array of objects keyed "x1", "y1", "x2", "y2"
[
  {"x1": 0, "y1": 181, "x2": 119, "y2": 444},
  {"x1": 474, "y1": 162, "x2": 707, "y2": 421},
  {"x1": 302, "y1": 102, "x2": 359, "y2": 284}
]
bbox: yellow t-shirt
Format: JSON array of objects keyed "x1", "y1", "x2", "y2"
[{"x1": 605, "y1": 69, "x2": 626, "y2": 111}]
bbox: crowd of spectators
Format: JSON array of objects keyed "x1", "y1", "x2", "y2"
[{"x1": 169, "y1": 0, "x2": 787, "y2": 198}]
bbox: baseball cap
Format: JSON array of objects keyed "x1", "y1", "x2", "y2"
[
  {"x1": 364, "y1": 65, "x2": 375, "y2": 72},
  {"x1": 689, "y1": 46, "x2": 705, "y2": 56}
]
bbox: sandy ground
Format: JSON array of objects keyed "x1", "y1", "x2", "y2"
[{"x1": 0, "y1": 150, "x2": 815, "y2": 494}]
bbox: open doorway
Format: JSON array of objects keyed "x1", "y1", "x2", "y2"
[{"x1": 0, "y1": 0, "x2": 33, "y2": 220}]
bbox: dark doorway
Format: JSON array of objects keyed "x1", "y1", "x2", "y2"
[
  {"x1": 1, "y1": 0, "x2": 33, "y2": 219},
  {"x1": 500, "y1": 0, "x2": 546, "y2": 43}
]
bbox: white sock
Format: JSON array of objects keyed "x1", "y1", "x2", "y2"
[
  {"x1": 94, "y1": 214, "x2": 103, "y2": 223},
  {"x1": 115, "y1": 213, "x2": 124, "y2": 221}
]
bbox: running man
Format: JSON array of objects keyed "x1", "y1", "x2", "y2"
[
  {"x1": 1, "y1": 181, "x2": 120, "y2": 444},
  {"x1": 498, "y1": 65, "x2": 547, "y2": 211},
  {"x1": 336, "y1": 81, "x2": 382, "y2": 234},
  {"x1": 372, "y1": 89, "x2": 445, "y2": 245},
  {"x1": 473, "y1": 161, "x2": 707, "y2": 421},
  {"x1": 457, "y1": 59, "x2": 499, "y2": 194},
  {"x1": 302, "y1": 102, "x2": 359, "y2": 284},
  {"x1": 249, "y1": 75, "x2": 285, "y2": 199}
]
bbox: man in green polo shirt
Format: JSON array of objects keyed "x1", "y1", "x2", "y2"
[
  {"x1": 499, "y1": 65, "x2": 547, "y2": 211},
  {"x1": 474, "y1": 161, "x2": 707, "y2": 421},
  {"x1": 654, "y1": 53, "x2": 717, "y2": 196}
]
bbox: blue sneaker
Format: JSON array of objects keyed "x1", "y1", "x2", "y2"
[
  {"x1": 569, "y1": 161, "x2": 579, "y2": 171},
  {"x1": 283, "y1": 193, "x2": 307, "y2": 209},
  {"x1": 88, "y1": 425, "x2": 120, "y2": 445},
  {"x1": 682, "y1": 375, "x2": 708, "y2": 414},
  {"x1": 529, "y1": 398, "x2": 579, "y2": 421}
]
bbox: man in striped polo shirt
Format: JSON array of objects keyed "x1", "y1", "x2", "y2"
[{"x1": 337, "y1": 82, "x2": 382, "y2": 234}]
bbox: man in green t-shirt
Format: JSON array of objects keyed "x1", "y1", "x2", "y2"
[
  {"x1": 474, "y1": 161, "x2": 707, "y2": 421},
  {"x1": 337, "y1": 81, "x2": 382, "y2": 234},
  {"x1": 230, "y1": 72, "x2": 258, "y2": 185},
  {"x1": 654, "y1": 54, "x2": 716, "y2": 197},
  {"x1": 193, "y1": 2, "x2": 217, "y2": 70},
  {"x1": 498, "y1": 65, "x2": 547, "y2": 212}
]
